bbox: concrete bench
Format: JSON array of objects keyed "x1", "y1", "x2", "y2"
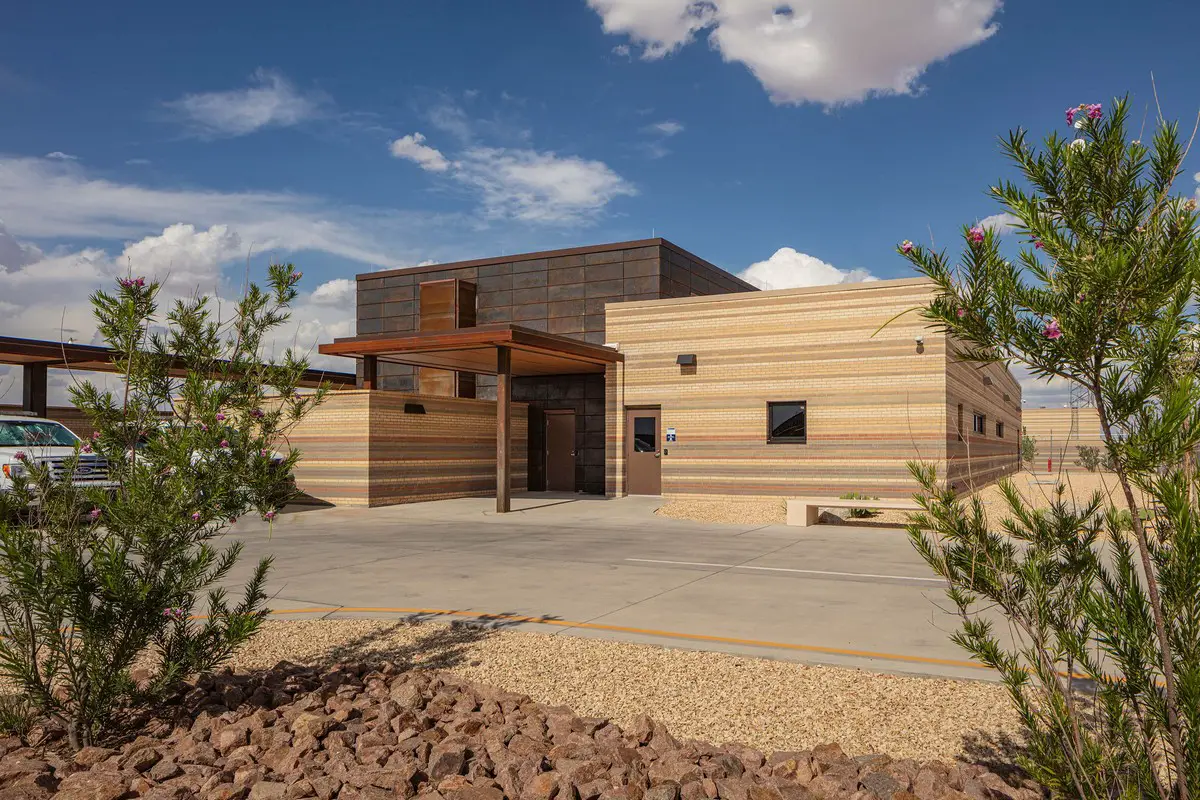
[{"x1": 786, "y1": 496, "x2": 921, "y2": 528}]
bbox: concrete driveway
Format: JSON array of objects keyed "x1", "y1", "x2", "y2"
[{"x1": 224, "y1": 494, "x2": 982, "y2": 680}]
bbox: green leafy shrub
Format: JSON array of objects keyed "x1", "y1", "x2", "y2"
[
  {"x1": 899, "y1": 98, "x2": 1200, "y2": 798},
  {"x1": 0, "y1": 264, "x2": 326, "y2": 749},
  {"x1": 1076, "y1": 445, "x2": 1102, "y2": 472},
  {"x1": 839, "y1": 491, "x2": 878, "y2": 518},
  {"x1": 1020, "y1": 433, "x2": 1038, "y2": 468}
]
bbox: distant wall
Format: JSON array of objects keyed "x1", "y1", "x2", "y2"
[
  {"x1": 1022, "y1": 407, "x2": 1105, "y2": 469},
  {"x1": 280, "y1": 391, "x2": 528, "y2": 507},
  {"x1": 0, "y1": 405, "x2": 96, "y2": 440}
]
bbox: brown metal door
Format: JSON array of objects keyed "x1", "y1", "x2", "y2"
[
  {"x1": 625, "y1": 408, "x2": 662, "y2": 495},
  {"x1": 545, "y1": 410, "x2": 576, "y2": 492}
]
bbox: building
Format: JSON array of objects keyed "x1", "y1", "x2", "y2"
[{"x1": 301, "y1": 239, "x2": 1020, "y2": 508}]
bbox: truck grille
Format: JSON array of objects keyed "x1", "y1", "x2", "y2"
[{"x1": 41, "y1": 455, "x2": 111, "y2": 484}]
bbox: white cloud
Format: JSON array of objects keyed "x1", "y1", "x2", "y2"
[
  {"x1": 612, "y1": 44, "x2": 633, "y2": 58},
  {"x1": 389, "y1": 133, "x2": 452, "y2": 172},
  {"x1": 166, "y1": 69, "x2": 326, "y2": 138},
  {"x1": 979, "y1": 212, "x2": 1020, "y2": 234},
  {"x1": 309, "y1": 277, "x2": 356, "y2": 306},
  {"x1": 456, "y1": 147, "x2": 636, "y2": 224},
  {"x1": 45, "y1": 151, "x2": 77, "y2": 161},
  {"x1": 0, "y1": 156, "x2": 433, "y2": 268},
  {"x1": 388, "y1": 134, "x2": 636, "y2": 224},
  {"x1": 0, "y1": 221, "x2": 45, "y2": 269},
  {"x1": 587, "y1": 0, "x2": 1001, "y2": 106},
  {"x1": 119, "y1": 223, "x2": 243, "y2": 291},
  {"x1": 739, "y1": 247, "x2": 877, "y2": 289},
  {"x1": 647, "y1": 120, "x2": 684, "y2": 136},
  {"x1": 126, "y1": 158, "x2": 152, "y2": 166}
]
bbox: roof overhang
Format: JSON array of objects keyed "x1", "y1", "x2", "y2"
[
  {"x1": 0, "y1": 336, "x2": 356, "y2": 389},
  {"x1": 319, "y1": 324, "x2": 622, "y2": 376}
]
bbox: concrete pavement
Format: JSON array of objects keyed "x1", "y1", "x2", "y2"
[{"x1": 224, "y1": 494, "x2": 985, "y2": 680}]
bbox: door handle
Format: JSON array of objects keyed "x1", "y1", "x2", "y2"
[{"x1": 654, "y1": 451, "x2": 661, "y2": 458}]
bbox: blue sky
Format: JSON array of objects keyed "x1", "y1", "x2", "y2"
[{"x1": 3, "y1": 1, "x2": 1200, "y2": 404}]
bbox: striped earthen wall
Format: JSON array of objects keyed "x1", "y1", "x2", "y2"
[
  {"x1": 1021, "y1": 407, "x2": 1105, "y2": 470},
  {"x1": 280, "y1": 390, "x2": 527, "y2": 507},
  {"x1": 0, "y1": 405, "x2": 97, "y2": 440},
  {"x1": 605, "y1": 278, "x2": 1020, "y2": 500},
  {"x1": 944, "y1": 350, "x2": 1023, "y2": 490}
]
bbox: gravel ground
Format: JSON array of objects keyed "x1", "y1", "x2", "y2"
[
  {"x1": 655, "y1": 470, "x2": 1137, "y2": 529},
  {"x1": 227, "y1": 618, "x2": 1022, "y2": 765}
]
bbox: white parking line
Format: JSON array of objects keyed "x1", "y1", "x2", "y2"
[{"x1": 624, "y1": 558, "x2": 943, "y2": 583}]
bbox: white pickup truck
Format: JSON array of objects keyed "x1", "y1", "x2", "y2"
[{"x1": 0, "y1": 413, "x2": 117, "y2": 494}]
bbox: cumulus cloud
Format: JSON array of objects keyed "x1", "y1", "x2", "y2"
[
  {"x1": 0, "y1": 156, "x2": 440, "y2": 268},
  {"x1": 389, "y1": 132, "x2": 452, "y2": 172},
  {"x1": 166, "y1": 69, "x2": 326, "y2": 138},
  {"x1": 45, "y1": 151, "x2": 77, "y2": 161},
  {"x1": 309, "y1": 277, "x2": 356, "y2": 306},
  {"x1": 739, "y1": 247, "x2": 877, "y2": 290},
  {"x1": 0, "y1": 221, "x2": 45, "y2": 270},
  {"x1": 388, "y1": 133, "x2": 636, "y2": 224},
  {"x1": 587, "y1": 0, "x2": 1001, "y2": 106},
  {"x1": 979, "y1": 212, "x2": 1020, "y2": 234}
]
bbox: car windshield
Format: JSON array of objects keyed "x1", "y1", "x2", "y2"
[{"x1": 0, "y1": 421, "x2": 80, "y2": 447}]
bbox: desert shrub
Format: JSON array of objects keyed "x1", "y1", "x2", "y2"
[
  {"x1": 839, "y1": 491, "x2": 878, "y2": 518},
  {"x1": 0, "y1": 264, "x2": 327, "y2": 749},
  {"x1": 899, "y1": 98, "x2": 1200, "y2": 798},
  {"x1": 1020, "y1": 434, "x2": 1038, "y2": 468},
  {"x1": 1076, "y1": 445, "x2": 1102, "y2": 472}
]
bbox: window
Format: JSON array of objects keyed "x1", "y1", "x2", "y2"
[
  {"x1": 633, "y1": 417, "x2": 656, "y2": 452},
  {"x1": 972, "y1": 413, "x2": 986, "y2": 435},
  {"x1": 0, "y1": 421, "x2": 78, "y2": 447},
  {"x1": 995, "y1": 421, "x2": 1004, "y2": 438},
  {"x1": 767, "y1": 402, "x2": 807, "y2": 444}
]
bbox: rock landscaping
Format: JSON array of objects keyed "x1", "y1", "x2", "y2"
[{"x1": 0, "y1": 661, "x2": 1040, "y2": 800}]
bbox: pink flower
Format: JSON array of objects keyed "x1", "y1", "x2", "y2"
[
  {"x1": 163, "y1": 607, "x2": 186, "y2": 622},
  {"x1": 191, "y1": 511, "x2": 201, "y2": 521},
  {"x1": 88, "y1": 507, "x2": 101, "y2": 521},
  {"x1": 81, "y1": 444, "x2": 93, "y2": 454},
  {"x1": 900, "y1": 240, "x2": 914, "y2": 254},
  {"x1": 956, "y1": 308, "x2": 967, "y2": 319},
  {"x1": 1033, "y1": 240, "x2": 1044, "y2": 250},
  {"x1": 118, "y1": 276, "x2": 146, "y2": 289},
  {"x1": 13, "y1": 451, "x2": 26, "y2": 462},
  {"x1": 265, "y1": 510, "x2": 277, "y2": 521},
  {"x1": 200, "y1": 424, "x2": 209, "y2": 432},
  {"x1": 968, "y1": 227, "x2": 985, "y2": 244},
  {"x1": 219, "y1": 439, "x2": 230, "y2": 449},
  {"x1": 91, "y1": 431, "x2": 100, "y2": 440},
  {"x1": 1077, "y1": 292, "x2": 1086, "y2": 302},
  {"x1": 1065, "y1": 106, "x2": 1077, "y2": 126},
  {"x1": 229, "y1": 516, "x2": 238, "y2": 524},
  {"x1": 1087, "y1": 103, "x2": 1102, "y2": 120},
  {"x1": 250, "y1": 408, "x2": 264, "y2": 419},
  {"x1": 215, "y1": 413, "x2": 226, "y2": 422},
  {"x1": 260, "y1": 449, "x2": 270, "y2": 458},
  {"x1": 291, "y1": 271, "x2": 302, "y2": 281},
  {"x1": 1043, "y1": 319, "x2": 1063, "y2": 340}
]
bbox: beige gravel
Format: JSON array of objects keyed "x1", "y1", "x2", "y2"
[{"x1": 228, "y1": 618, "x2": 1021, "y2": 764}]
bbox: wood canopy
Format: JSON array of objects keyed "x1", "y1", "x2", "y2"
[
  {"x1": 319, "y1": 325, "x2": 621, "y2": 514},
  {"x1": 318, "y1": 324, "x2": 622, "y2": 377}
]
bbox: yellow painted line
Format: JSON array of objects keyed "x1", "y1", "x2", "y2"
[{"x1": 261, "y1": 606, "x2": 989, "y2": 672}]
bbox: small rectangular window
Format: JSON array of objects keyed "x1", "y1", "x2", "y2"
[
  {"x1": 972, "y1": 413, "x2": 986, "y2": 435},
  {"x1": 995, "y1": 421, "x2": 1004, "y2": 438},
  {"x1": 957, "y1": 404, "x2": 964, "y2": 442},
  {"x1": 633, "y1": 417, "x2": 656, "y2": 452},
  {"x1": 768, "y1": 401, "x2": 807, "y2": 444}
]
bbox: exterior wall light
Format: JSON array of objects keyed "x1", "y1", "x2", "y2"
[{"x1": 676, "y1": 354, "x2": 696, "y2": 366}]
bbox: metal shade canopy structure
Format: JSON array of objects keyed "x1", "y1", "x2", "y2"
[
  {"x1": 319, "y1": 324, "x2": 623, "y2": 512},
  {"x1": 0, "y1": 335, "x2": 357, "y2": 417}
]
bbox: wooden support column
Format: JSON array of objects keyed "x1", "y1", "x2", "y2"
[
  {"x1": 22, "y1": 363, "x2": 47, "y2": 418},
  {"x1": 496, "y1": 345, "x2": 511, "y2": 513},
  {"x1": 361, "y1": 355, "x2": 377, "y2": 390}
]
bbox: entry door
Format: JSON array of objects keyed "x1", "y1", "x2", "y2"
[
  {"x1": 545, "y1": 410, "x2": 576, "y2": 492},
  {"x1": 625, "y1": 408, "x2": 662, "y2": 495}
]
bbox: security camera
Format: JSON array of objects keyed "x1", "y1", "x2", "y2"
[{"x1": 914, "y1": 335, "x2": 924, "y2": 345}]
